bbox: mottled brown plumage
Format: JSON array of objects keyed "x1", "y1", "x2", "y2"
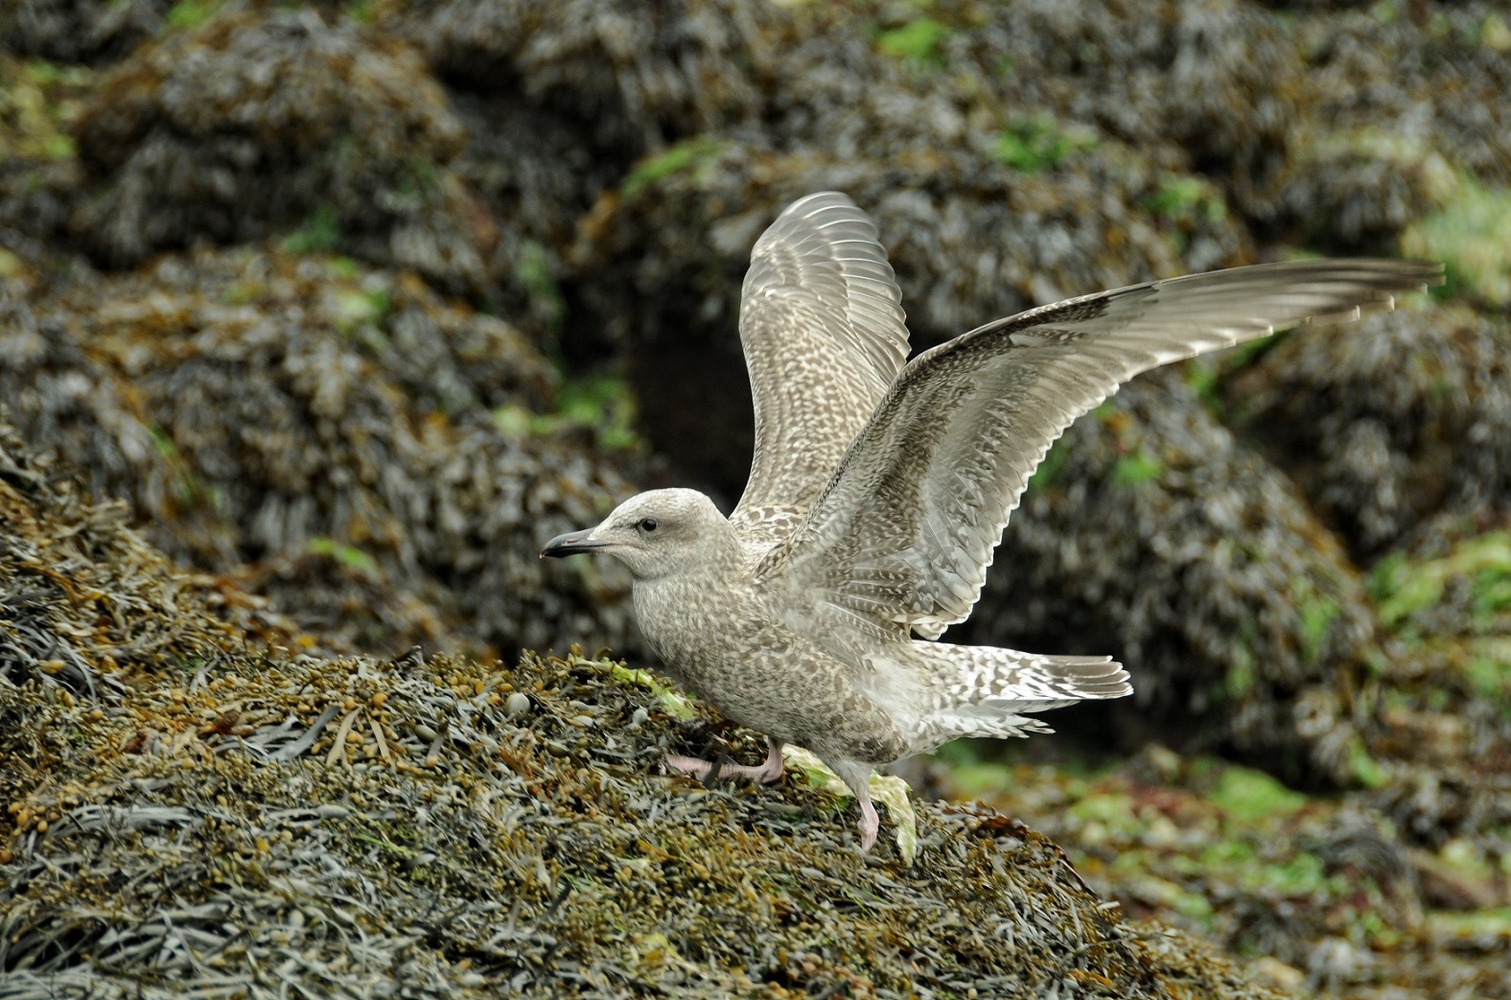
[{"x1": 544, "y1": 192, "x2": 1441, "y2": 851}]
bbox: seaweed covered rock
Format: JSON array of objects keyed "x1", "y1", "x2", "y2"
[
  {"x1": 0, "y1": 0, "x2": 169, "y2": 65},
  {"x1": 1267, "y1": 1, "x2": 1510, "y2": 251},
  {"x1": 0, "y1": 277, "x2": 171, "y2": 529},
  {"x1": 0, "y1": 410, "x2": 301, "y2": 693},
  {"x1": 0, "y1": 437, "x2": 1287, "y2": 998},
  {"x1": 375, "y1": 0, "x2": 780, "y2": 342},
  {"x1": 388, "y1": 0, "x2": 770, "y2": 148},
  {"x1": 0, "y1": 55, "x2": 90, "y2": 251},
  {"x1": 962, "y1": 370, "x2": 1381, "y2": 784},
  {"x1": 387, "y1": 0, "x2": 1264, "y2": 355},
  {"x1": 1360, "y1": 525, "x2": 1511, "y2": 851},
  {"x1": 65, "y1": 6, "x2": 490, "y2": 295},
  {"x1": 938, "y1": 0, "x2": 1312, "y2": 221},
  {"x1": 0, "y1": 659, "x2": 1288, "y2": 999},
  {"x1": 1228, "y1": 306, "x2": 1511, "y2": 558},
  {"x1": 935, "y1": 749, "x2": 1511, "y2": 998},
  {"x1": 1, "y1": 248, "x2": 638, "y2": 658}
]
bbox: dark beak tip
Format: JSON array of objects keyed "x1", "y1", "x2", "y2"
[{"x1": 541, "y1": 529, "x2": 601, "y2": 559}]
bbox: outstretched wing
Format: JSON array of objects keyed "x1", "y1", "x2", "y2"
[
  {"x1": 759, "y1": 259, "x2": 1442, "y2": 646},
  {"x1": 730, "y1": 192, "x2": 910, "y2": 545}
]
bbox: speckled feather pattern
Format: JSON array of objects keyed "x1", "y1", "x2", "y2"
[
  {"x1": 731, "y1": 192, "x2": 910, "y2": 547},
  {"x1": 546, "y1": 192, "x2": 1441, "y2": 849}
]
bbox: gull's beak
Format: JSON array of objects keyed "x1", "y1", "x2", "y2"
[{"x1": 540, "y1": 527, "x2": 609, "y2": 558}]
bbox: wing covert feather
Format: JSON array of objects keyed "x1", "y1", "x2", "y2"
[{"x1": 731, "y1": 193, "x2": 909, "y2": 543}]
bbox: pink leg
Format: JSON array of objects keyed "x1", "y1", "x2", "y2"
[
  {"x1": 857, "y1": 794, "x2": 879, "y2": 854},
  {"x1": 828, "y1": 760, "x2": 882, "y2": 853},
  {"x1": 666, "y1": 739, "x2": 785, "y2": 784}
]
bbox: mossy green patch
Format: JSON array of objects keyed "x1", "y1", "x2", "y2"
[
  {"x1": 1240, "y1": 852, "x2": 1346, "y2": 898},
  {"x1": 1428, "y1": 906, "x2": 1511, "y2": 942},
  {"x1": 621, "y1": 136, "x2": 723, "y2": 200},
  {"x1": 993, "y1": 117, "x2": 1097, "y2": 173},
  {"x1": 0, "y1": 59, "x2": 91, "y2": 161},
  {"x1": 1464, "y1": 656, "x2": 1510, "y2": 717},
  {"x1": 1112, "y1": 450, "x2": 1162, "y2": 486},
  {"x1": 556, "y1": 375, "x2": 641, "y2": 451},
  {"x1": 307, "y1": 536, "x2": 380, "y2": 572},
  {"x1": 1347, "y1": 739, "x2": 1388, "y2": 790},
  {"x1": 1225, "y1": 657, "x2": 1256, "y2": 700},
  {"x1": 330, "y1": 286, "x2": 393, "y2": 332},
  {"x1": 610, "y1": 663, "x2": 697, "y2": 719},
  {"x1": 1402, "y1": 176, "x2": 1511, "y2": 306},
  {"x1": 164, "y1": 0, "x2": 221, "y2": 32},
  {"x1": 1291, "y1": 576, "x2": 1340, "y2": 664},
  {"x1": 1026, "y1": 437, "x2": 1070, "y2": 492},
  {"x1": 517, "y1": 238, "x2": 565, "y2": 335},
  {"x1": 875, "y1": 17, "x2": 949, "y2": 65},
  {"x1": 1123, "y1": 871, "x2": 1218, "y2": 927},
  {"x1": 1144, "y1": 175, "x2": 1228, "y2": 225},
  {"x1": 283, "y1": 203, "x2": 343, "y2": 254},
  {"x1": 1209, "y1": 766, "x2": 1307, "y2": 822},
  {"x1": 493, "y1": 375, "x2": 641, "y2": 451},
  {"x1": 1370, "y1": 531, "x2": 1511, "y2": 630},
  {"x1": 944, "y1": 759, "x2": 1017, "y2": 798},
  {"x1": 1185, "y1": 362, "x2": 1224, "y2": 419}
]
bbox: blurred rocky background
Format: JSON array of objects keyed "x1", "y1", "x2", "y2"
[{"x1": 2, "y1": 0, "x2": 1509, "y2": 995}]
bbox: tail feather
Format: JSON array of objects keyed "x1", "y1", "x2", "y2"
[
  {"x1": 915, "y1": 641, "x2": 1132, "y2": 744},
  {"x1": 923, "y1": 642, "x2": 1132, "y2": 705}
]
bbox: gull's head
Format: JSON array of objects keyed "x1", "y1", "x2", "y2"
[{"x1": 540, "y1": 488, "x2": 728, "y2": 581}]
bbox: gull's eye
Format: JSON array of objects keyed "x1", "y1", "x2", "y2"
[{"x1": 638, "y1": 518, "x2": 659, "y2": 533}]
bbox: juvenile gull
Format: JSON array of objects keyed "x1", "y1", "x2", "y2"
[{"x1": 543, "y1": 192, "x2": 1441, "y2": 852}]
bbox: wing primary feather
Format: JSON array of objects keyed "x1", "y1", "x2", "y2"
[{"x1": 766, "y1": 257, "x2": 1441, "y2": 645}]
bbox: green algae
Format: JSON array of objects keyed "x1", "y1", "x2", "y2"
[
  {"x1": 620, "y1": 136, "x2": 723, "y2": 200},
  {"x1": 282, "y1": 202, "x2": 344, "y2": 254},
  {"x1": 1370, "y1": 531, "x2": 1511, "y2": 630},
  {"x1": 1112, "y1": 450, "x2": 1163, "y2": 487},
  {"x1": 1403, "y1": 176, "x2": 1511, "y2": 307},
  {"x1": 874, "y1": 17, "x2": 949, "y2": 66},
  {"x1": 992, "y1": 116, "x2": 1098, "y2": 174},
  {"x1": 494, "y1": 375, "x2": 642, "y2": 453},
  {"x1": 1210, "y1": 767, "x2": 1308, "y2": 823}
]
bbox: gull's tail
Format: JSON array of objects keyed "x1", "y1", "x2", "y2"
[{"x1": 915, "y1": 642, "x2": 1131, "y2": 742}]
